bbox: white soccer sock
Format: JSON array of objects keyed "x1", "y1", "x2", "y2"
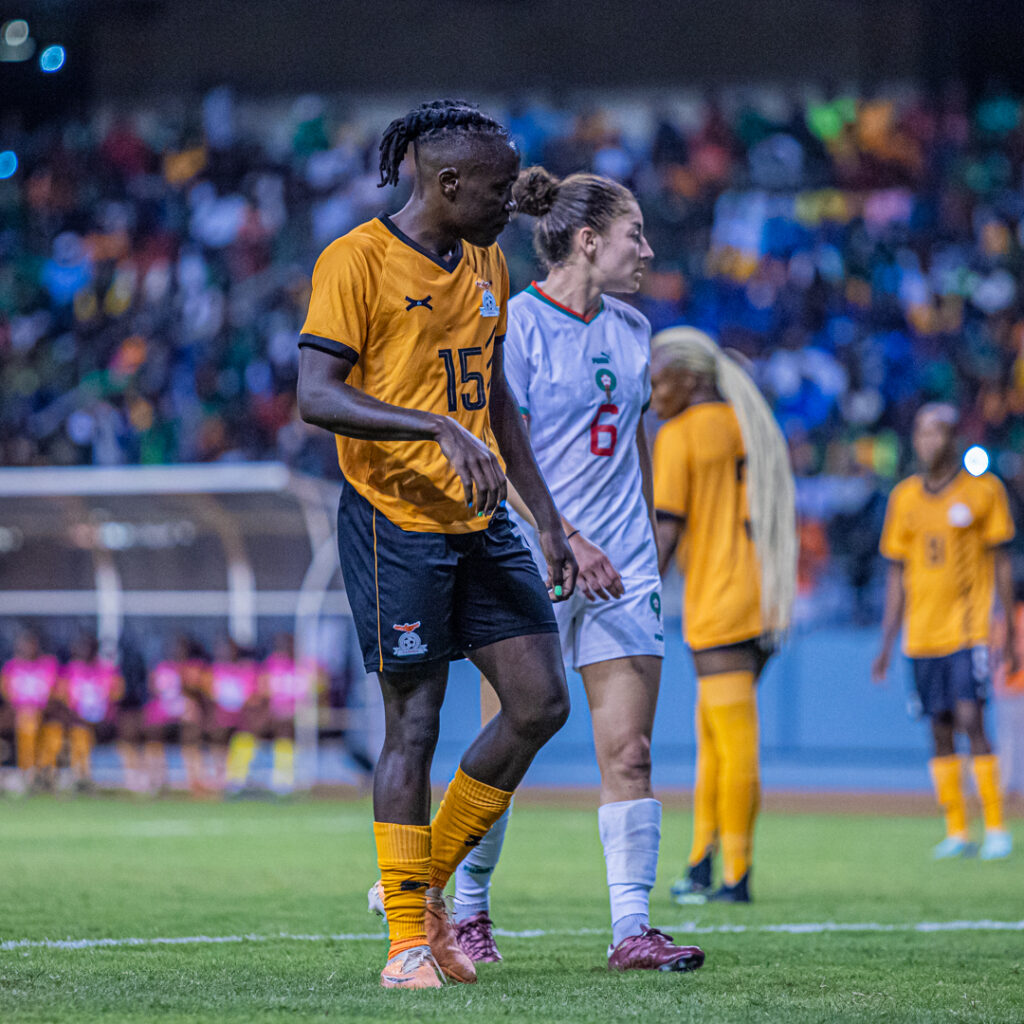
[
  {"x1": 453, "y1": 800, "x2": 513, "y2": 924},
  {"x1": 598, "y1": 797, "x2": 661, "y2": 945}
]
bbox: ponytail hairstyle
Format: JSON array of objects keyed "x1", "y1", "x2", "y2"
[
  {"x1": 513, "y1": 166, "x2": 636, "y2": 268},
  {"x1": 652, "y1": 326, "x2": 797, "y2": 638},
  {"x1": 378, "y1": 99, "x2": 511, "y2": 188}
]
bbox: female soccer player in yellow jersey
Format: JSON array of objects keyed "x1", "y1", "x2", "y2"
[
  {"x1": 650, "y1": 328, "x2": 797, "y2": 904},
  {"x1": 297, "y1": 100, "x2": 577, "y2": 990},
  {"x1": 873, "y1": 404, "x2": 1017, "y2": 860},
  {"x1": 451, "y1": 168, "x2": 705, "y2": 973}
]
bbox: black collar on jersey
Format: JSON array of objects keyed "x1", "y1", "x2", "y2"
[{"x1": 378, "y1": 214, "x2": 463, "y2": 273}]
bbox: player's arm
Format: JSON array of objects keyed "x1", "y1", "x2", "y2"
[
  {"x1": 297, "y1": 345, "x2": 505, "y2": 516},
  {"x1": 871, "y1": 560, "x2": 905, "y2": 684},
  {"x1": 994, "y1": 547, "x2": 1020, "y2": 675},
  {"x1": 655, "y1": 513, "x2": 684, "y2": 576},
  {"x1": 489, "y1": 340, "x2": 577, "y2": 600},
  {"x1": 507, "y1": 479, "x2": 622, "y2": 602}
]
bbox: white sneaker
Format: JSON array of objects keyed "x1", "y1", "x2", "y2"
[{"x1": 979, "y1": 830, "x2": 1012, "y2": 861}]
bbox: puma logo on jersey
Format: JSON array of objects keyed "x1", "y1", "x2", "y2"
[
  {"x1": 405, "y1": 295, "x2": 433, "y2": 311},
  {"x1": 591, "y1": 352, "x2": 611, "y2": 364}
]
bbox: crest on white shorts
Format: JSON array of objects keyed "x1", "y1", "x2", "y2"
[{"x1": 392, "y1": 622, "x2": 428, "y2": 657}]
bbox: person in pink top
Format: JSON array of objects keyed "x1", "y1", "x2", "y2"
[
  {"x1": 206, "y1": 637, "x2": 259, "y2": 795},
  {"x1": 40, "y1": 634, "x2": 124, "y2": 791},
  {"x1": 258, "y1": 633, "x2": 324, "y2": 795},
  {"x1": 1, "y1": 629, "x2": 59, "y2": 791},
  {"x1": 144, "y1": 635, "x2": 208, "y2": 793}
]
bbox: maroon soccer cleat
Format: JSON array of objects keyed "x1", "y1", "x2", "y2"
[
  {"x1": 607, "y1": 928, "x2": 706, "y2": 972},
  {"x1": 455, "y1": 912, "x2": 503, "y2": 963}
]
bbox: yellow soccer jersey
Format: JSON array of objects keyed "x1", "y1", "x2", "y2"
[
  {"x1": 879, "y1": 470, "x2": 1015, "y2": 657},
  {"x1": 654, "y1": 402, "x2": 762, "y2": 650},
  {"x1": 300, "y1": 215, "x2": 509, "y2": 533}
]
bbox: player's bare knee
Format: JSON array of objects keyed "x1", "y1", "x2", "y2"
[
  {"x1": 513, "y1": 687, "x2": 569, "y2": 743},
  {"x1": 605, "y1": 734, "x2": 652, "y2": 788}
]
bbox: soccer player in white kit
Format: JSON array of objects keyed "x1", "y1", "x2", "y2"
[{"x1": 452, "y1": 167, "x2": 704, "y2": 973}]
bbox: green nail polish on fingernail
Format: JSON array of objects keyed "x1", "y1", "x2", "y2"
[{"x1": 554, "y1": 585, "x2": 563, "y2": 597}]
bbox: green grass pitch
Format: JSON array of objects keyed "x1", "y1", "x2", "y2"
[{"x1": 1, "y1": 795, "x2": 1021, "y2": 1022}]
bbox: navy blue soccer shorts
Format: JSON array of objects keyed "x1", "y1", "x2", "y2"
[
  {"x1": 336, "y1": 476, "x2": 559, "y2": 674},
  {"x1": 910, "y1": 646, "x2": 990, "y2": 717}
]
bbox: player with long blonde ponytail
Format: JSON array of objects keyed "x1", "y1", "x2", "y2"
[{"x1": 650, "y1": 326, "x2": 796, "y2": 902}]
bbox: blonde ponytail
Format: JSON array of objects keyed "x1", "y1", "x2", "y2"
[{"x1": 651, "y1": 327, "x2": 797, "y2": 638}]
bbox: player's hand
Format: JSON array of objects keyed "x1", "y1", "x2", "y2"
[
  {"x1": 870, "y1": 650, "x2": 889, "y2": 686},
  {"x1": 538, "y1": 526, "x2": 578, "y2": 602},
  {"x1": 434, "y1": 415, "x2": 507, "y2": 517},
  {"x1": 568, "y1": 533, "x2": 624, "y2": 601}
]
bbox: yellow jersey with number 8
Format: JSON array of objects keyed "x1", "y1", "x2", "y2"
[
  {"x1": 879, "y1": 470, "x2": 1014, "y2": 657},
  {"x1": 300, "y1": 215, "x2": 509, "y2": 533}
]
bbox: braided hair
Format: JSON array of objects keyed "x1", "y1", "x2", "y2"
[{"x1": 378, "y1": 99, "x2": 511, "y2": 188}]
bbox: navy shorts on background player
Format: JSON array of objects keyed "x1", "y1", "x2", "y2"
[
  {"x1": 336, "y1": 477, "x2": 558, "y2": 674},
  {"x1": 911, "y1": 647, "x2": 989, "y2": 717}
]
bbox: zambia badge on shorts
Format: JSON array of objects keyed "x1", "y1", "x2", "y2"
[{"x1": 392, "y1": 622, "x2": 428, "y2": 657}]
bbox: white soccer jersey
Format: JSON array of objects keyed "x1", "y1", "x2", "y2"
[{"x1": 504, "y1": 283, "x2": 658, "y2": 583}]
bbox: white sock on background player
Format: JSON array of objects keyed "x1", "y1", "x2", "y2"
[
  {"x1": 453, "y1": 800, "x2": 513, "y2": 923},
  {"x1": 598, "y1": 797, "x2": 661, "y2": 947}
]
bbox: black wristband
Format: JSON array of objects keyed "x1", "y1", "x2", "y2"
[{"x1": 566, "y1": 529, "x2": 580, "y2": 541}]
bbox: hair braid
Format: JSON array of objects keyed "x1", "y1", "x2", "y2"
[{"x1": 377, "y1": 99, "x2": 510, "y2": 188}]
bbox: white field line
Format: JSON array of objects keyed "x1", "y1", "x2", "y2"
[{"x1": 3, "y1": 920, "x2": 1023, "y2": 953}]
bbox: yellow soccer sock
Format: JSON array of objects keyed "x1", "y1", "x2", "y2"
[
  {"x1": 429, "y1": 767, "x2": 513, "y2": 890},
  {"x1": 225, "y1": 732, "x2": 256, "y2": 786},
  {"x1": 374, "y1": 822, "x2": 431, "y2": 959},
  {"x1": 929, "y1": 755, "x2": 968, "y2": 839},
  {"x1": 701, "y1": 671, "x2": 760, "y2": 887},
  {"x1": 970, "y1": 754, "x2": 1005, "y2": 832},
  {"x1": 37, "y1": 722, "x2": 63, "y2": 770},
  {"x1": 15, "y1": 712, "x2": 40, "y2": 773},
  {"x1": 272, "y1": 738, "x2": 295, "y2": 791},
  {"x1": 688, "y1": 691, "x2": 719, "y2": 867},
  {"x1": 70, "y1": 725, "x2": 93, "y2": 779}
]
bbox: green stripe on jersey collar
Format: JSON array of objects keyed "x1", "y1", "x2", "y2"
[{"x1": 526, "y1": 282, "x2": 604, "y2": 324}]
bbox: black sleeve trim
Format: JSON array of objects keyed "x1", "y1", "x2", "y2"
[
  {"x1": 655, "y1": 509, "x2": 686, "y2": 523},
  {"x1": 494, "y1": 333, "x2": 505, "y2": 346},
  {"x1": 298, "y1": 334, "x2": 359, "y2": 363}
]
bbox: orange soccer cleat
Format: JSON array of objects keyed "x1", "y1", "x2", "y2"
[
  {"x1": 379, "y1": 944, "x2": 445, "y2": 989},
  {"x1": 425, "y1": 887, "x2": 477, "y2": 983}
]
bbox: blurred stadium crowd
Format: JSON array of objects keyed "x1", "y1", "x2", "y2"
[{"x1": 3, "y1": 86, "x2": 1024, "y2": 621}]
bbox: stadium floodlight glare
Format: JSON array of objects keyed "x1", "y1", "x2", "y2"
[
  {"x1": 2, "y1": 19, "x2": 29, "y2": 46},
  {"x1": 0, "y1": 151, "x2": 17, "y2": 179},
  {"x1": 964, "y1": 445, "x2": 989, "y2": 476},
  {"x1": 39, "y1": 43, "x2": 65, "y2": 72}
]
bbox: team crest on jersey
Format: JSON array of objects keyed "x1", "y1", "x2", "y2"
[
  {"x1": 595, "y1": 368, "x2": 617, "y2": 398},
  {"x1": 392, "y1": 622, "x2": 428, "y2": 657},
  {"x1": 948, "y1": 502, "x2": 973, "y2": 528},
  {"x1": 479, "y1": 289, "x2": 500, "y2": 318}
]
